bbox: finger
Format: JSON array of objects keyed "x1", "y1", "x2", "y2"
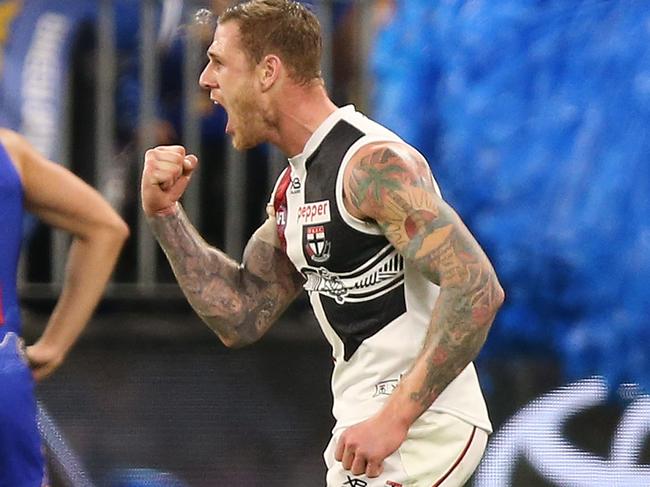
[
  {"x1": 143, "y1": 152, "x2": 180, "y2": 185},
  {"x1": 157, "y1": 145, "x2": 186, "y2": 156},
  {"x1": 167, "y1": 173, "x2": 193, "y2": 201},
  {"x1": 366, "y1": 459, "x2": 384, "y2": 478},
  {"x1": 150, "y1": 173, "x2": 179, "y2": 192},
  {"x1": 149, "y1": 159, "x2": 184, "y2": 190},
  {"x1": 145, "y1": 147, "x2": 181, "y2": 163},
  {"x1": 154, "y1": 160, "x2": 184, "y2": 174},
  {"x1": 155, "y1": 172, "x2": 178, "y2": 191},
  {"x1": 334, "y1": 436, "x2": 345, "y2": 462},
  {"x1": 341, "y1": 445, "x2": 356, "y2": 471},
  {"x1": 350, "y1": 455, "x2": 367, "y2": 476},
  {"x1": 145, "y1": 148, "x2": 185, "y2": 171},
  {"x1": 150, "y1": 158, "x2": 185, "y2": 183},
  {"x1": 183, "y1": 154, "x2": 198, "y2": 176}
]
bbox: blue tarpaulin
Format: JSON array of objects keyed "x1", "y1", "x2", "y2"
[{"x1": 371, "y1": 0, "x2": 650, "y2": 392}]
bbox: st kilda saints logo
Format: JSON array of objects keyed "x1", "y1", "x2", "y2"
[{"x1": 305, "y1": 225, "x2": 331, "y2": 263}]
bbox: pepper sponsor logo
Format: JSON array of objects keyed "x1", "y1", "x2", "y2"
[{"x1": 297, "y1": 199, "x2": 330, "y2": 225}]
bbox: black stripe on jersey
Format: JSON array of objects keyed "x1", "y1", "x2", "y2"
[
  {"x1": 299, "y1": 119, "x2": 409, "y2": 360},
  {"x1": 320, "y1": 285, "x2": 406, "y2": 361}
]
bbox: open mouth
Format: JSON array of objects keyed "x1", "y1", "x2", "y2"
[{"x1": 224, "y1": 111, "x2": 233, "y2": 135}]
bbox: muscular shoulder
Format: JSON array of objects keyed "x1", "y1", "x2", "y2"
[{"x1": 342, "y1": 140, "x2": 437, "y2": 223}]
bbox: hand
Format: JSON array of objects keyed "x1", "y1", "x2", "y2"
[
  {"x1": 141, "y1": 145, "x2": 198, "y2": 217},
  {"x1": 25, "y1": 341, "x2": 65, "y2": 381},
  {"x1": 334, "y1": 412, "x2": 409, "y2": 478}
]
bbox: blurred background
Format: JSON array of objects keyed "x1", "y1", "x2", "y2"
[{"x1": 2, "y1": 0, "x2": 650, "y2": 485}]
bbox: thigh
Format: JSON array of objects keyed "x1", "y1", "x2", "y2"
[
  {"x1": 324, "y1": 413, "x2": 488, "y2": 487},
  {"x1": 399, "y1": 413, "x2": 488, "y2": 487},
  {"x1": 0, "y1": 333, "x2": 47, "y2": 487}
]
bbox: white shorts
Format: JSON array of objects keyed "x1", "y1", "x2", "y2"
[{"x1": 324, "y1": 412, "x2": 488, "y2": 487}]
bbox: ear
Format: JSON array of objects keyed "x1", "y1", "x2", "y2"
[{"x1": 258, "y1": 54, "x2": 281, "y2": 92}]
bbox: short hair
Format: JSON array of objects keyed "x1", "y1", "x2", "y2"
[{"x1": 219, "y1": 0, "x2": 322, "y2": 84}]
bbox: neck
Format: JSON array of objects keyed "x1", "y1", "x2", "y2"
[{"x1": 267, "y1": 80, "x2": 338, "y2": 157}]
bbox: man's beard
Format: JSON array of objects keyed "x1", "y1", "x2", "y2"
[{"x1": 228, "y1": 90, "x2": 268, "y2": 150}]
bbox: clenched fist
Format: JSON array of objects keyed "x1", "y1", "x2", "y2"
[
  {"x1": 141, "y1": 145, "x2": 198, "y2": 217},
  {"x1": 334, "y1": 412, "x2": 408, "y2": 478}
]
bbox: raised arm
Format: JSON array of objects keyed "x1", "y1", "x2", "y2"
[
  {"x1": 0, "y1": 129, "x2": 129, "y2": 380},
  {"x1": 141, "y1": 145, "x2": 305, "y2": 348},
  {"x1": 336, "y1": 141, "x2": 504, "y2": 476}
]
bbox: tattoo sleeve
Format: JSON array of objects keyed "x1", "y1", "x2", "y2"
[
  {"x1": 347, "y1": 144, "x2": 505, "y2": 416},
  {"x1": 148, "y1": 204, "x2": 305, "y2": 347}
]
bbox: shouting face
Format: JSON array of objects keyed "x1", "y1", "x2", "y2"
[{"x1": 199, "y1": 21, "x2": 270, "y2": 150}]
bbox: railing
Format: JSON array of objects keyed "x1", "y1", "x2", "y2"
[{"x1": 18, "y1": 0, "x2": 375, "y2": 300}]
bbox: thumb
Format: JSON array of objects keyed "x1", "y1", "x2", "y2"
[
  {"x1": 183, "y1": 154, "x2": 198, "y2": 176},
  {"x1": 167, "y1": 155, "x2": 198, "y2": 201}
]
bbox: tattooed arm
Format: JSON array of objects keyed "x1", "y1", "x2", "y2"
[
  {"x1": 334, "y1": 141, "x2": 504, "y2": 477},
  {"x1": 142, "y1": 145, "x2": 305, "y2": 348}
]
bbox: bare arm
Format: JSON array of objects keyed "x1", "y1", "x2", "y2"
[
  {"x1": 344, "y1": 141, "x2": 504, "y2": 426},
  {"x1": 148, "y1": 207, "x2": 305, "y2": 347},
  {"x1": 141, "y1": 145, "x2": 304, "y2": 348},
  {"x1": 1, "y1": 129, "x2": 129, "y2": 380}
]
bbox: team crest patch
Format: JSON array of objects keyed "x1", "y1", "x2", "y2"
[{"x1": 306, "y1": 225, "x2": 331, "y2": 263}]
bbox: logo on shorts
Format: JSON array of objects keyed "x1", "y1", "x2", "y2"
[
  {"x1": 385, "y1": 482, "x2": 403, "y2": 487},
  {"x1": 373, "y1": 378, "x2": 400, "y2": 397},
  {"x1": 343, "y1": 476, "x2": 367, "y2": 487},
  {"x1": 305, "y1": 225, "x2": 331, "y2": 263}
]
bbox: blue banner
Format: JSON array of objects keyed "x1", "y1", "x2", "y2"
[{"x1": 0, "y1": 0, "x2": 95, "y2": 160}]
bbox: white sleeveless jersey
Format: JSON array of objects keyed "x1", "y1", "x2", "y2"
[{"x1": 270, "y1": 105, "x2": 492, "y2": 433}]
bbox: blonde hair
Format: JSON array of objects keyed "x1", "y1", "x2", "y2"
[{"x1": 219, "y1": 0, "x2": 322, "y2": 84}]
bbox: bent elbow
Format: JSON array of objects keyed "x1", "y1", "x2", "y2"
[
  {"x1": 493, "y1": 279, "x2": 505, "y2": 311},
  {"x1": 117, "y1": 219, "x2": 130, "y2": 242},
  {"x1": 109, "y1": 217, "x2": 130, "y2": 245},
  {"x1": 218, "y1": 334, "x2": 240, "y2": 349},
  {"x1": 472, "y1": 275, "x2": 505, "y2": 329},
  {"x1": 200, "y1": 314, "x2": 259, "y2": 349},
  {"x1": 481, "y1": 278, "x2": 505, "y2": 328},
  {"x1": 217, "y1": 332, "x2": 256, "y2": 349},
  {"x1": 93, "y1": 216, "x2": 130, "y2": 249}
]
